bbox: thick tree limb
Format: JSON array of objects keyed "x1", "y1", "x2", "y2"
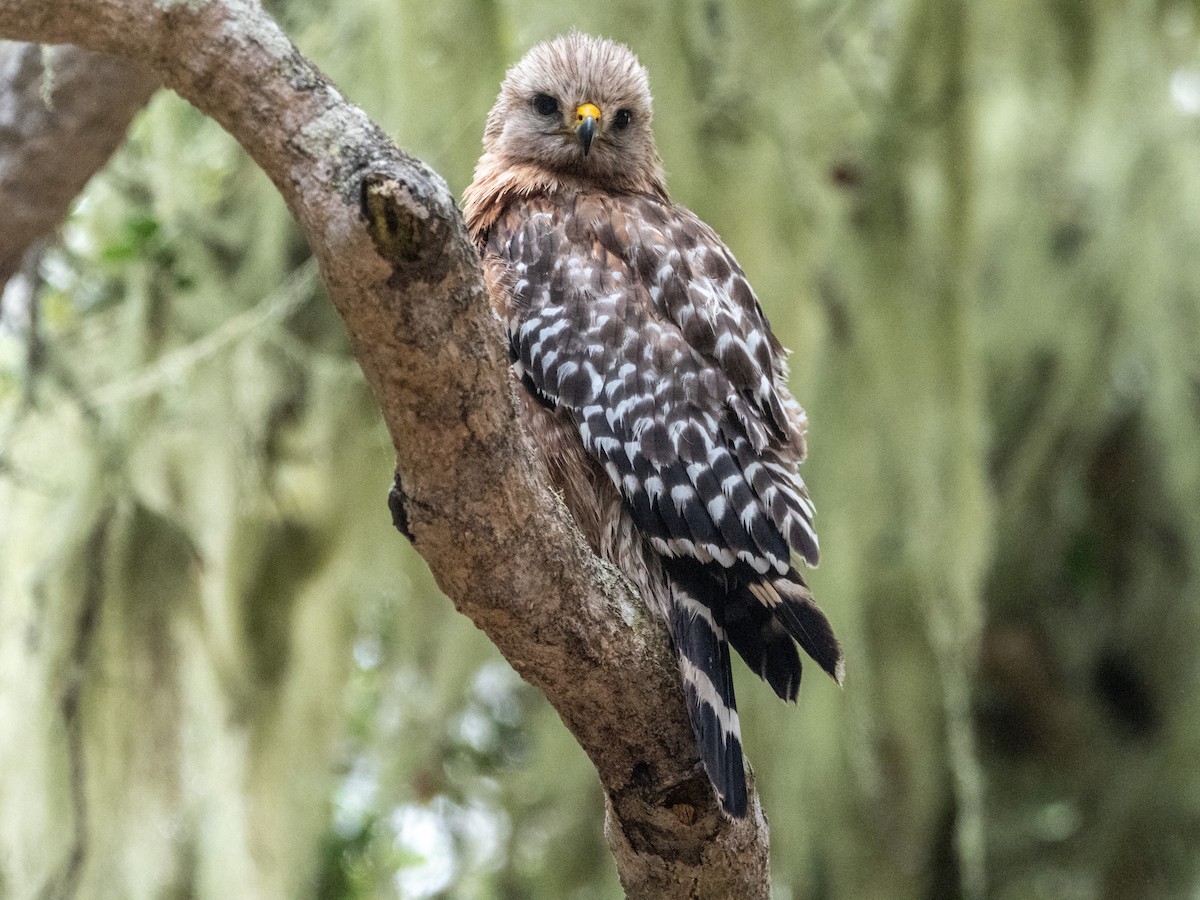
[
  {"x1": 0, "y1": 41, "x2": 157, "y2": 292},
  {"x1": 0, "y1": 0, "x2": 771, "y2": 894}
]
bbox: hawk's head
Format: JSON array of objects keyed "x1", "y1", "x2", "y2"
[{"x1": 482, "y1": 33, "x2": 667, "y2": 195}]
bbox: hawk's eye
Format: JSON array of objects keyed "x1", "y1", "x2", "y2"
[
  {"x1": 613, "y1": 108, "x2": 633, "y2": 130},
  {"x1": 532, "y1": 93, "x2": 559, "y2": 117}
]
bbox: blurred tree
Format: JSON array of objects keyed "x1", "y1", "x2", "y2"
[{"x1": 2, "y1": 0, "x2": 1200, "y2": 898}]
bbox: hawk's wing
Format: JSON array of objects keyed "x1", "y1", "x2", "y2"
[{"x1": 485, "y1": 192, "x2": 818, "y2": 577}]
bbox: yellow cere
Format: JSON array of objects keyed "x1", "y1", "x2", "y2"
[{"x1": 575, "y1": 103, "x2": 602, "y2": 123}]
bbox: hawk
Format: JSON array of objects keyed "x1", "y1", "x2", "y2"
[{"x1": 464, "y1": 32, "x2": 843, "y2": 817}]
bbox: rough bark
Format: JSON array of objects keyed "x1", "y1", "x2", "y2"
[
  {"x1": 0, "y1": 41, "x2": 157, "y2": 292},
  {"x1": 0, "y1": 0, "x2": 770, "y2": 894}
]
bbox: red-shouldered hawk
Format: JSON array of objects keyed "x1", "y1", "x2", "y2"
[{"x1": 464, "y1": 32, "x2": 842, "y2": 818}]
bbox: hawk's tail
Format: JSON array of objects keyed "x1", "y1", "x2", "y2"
[
  {"x1": 724, "y1": 591, "x2": 804, "y2": 702},
  {"x1": 662, "y1": 562, "x2": 843, "y2": 818},
  {"x1": 743, "y1": 570, "x2": 844, "y2": 688},
  {"x1": 665, "y1": 560, "x2": 748, "y2": 818}
]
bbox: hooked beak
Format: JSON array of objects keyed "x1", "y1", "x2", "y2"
[{"x1": 575, "y1": 102, "x2": 601, "y2": 156}]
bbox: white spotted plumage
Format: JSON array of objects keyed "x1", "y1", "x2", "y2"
[{"x1": 464, "y1": 32, "x2": 843, "y2": 819}]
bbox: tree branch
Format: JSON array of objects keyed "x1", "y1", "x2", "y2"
[
  {"x1": 0, "y1": 0, "x2": 771, "y2": 894},
  {"x1": 0, "y1": 41, "x2": 157, "y2": 292}
]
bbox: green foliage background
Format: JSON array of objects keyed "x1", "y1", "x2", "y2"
[{"x1": 2, "y1": 0, "x2": 1200, "y2": 898}]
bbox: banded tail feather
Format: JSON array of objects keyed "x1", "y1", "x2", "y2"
[
  {"x1": 665, "y1": 560, "x2": 748, "y2": 818},
  {"x1": 747, "y1": 570, "x2": 844, "y2": 686},
  {"x1": 665, "y1": 559, "x2": 843, "y2": 817},
  {"x1": 724, "y1": 589, "x2": 803, "y2": 702}
]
